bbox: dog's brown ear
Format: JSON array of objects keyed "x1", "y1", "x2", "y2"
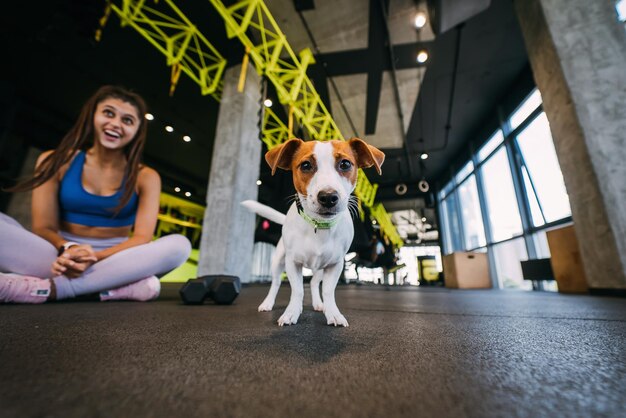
[
  {"x1": 265, "y1": 138, "x2": 303, "y2": 175},
  {"x1": 348, "y1": 137, "x2": 385, "y2": 175}
]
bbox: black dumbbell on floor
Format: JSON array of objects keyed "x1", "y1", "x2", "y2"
[{"x1": 179, "y1": 275, "x2": 241, "y2": 305}]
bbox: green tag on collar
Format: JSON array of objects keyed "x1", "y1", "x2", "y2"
[{"x1": 298, "y1": 209, "x2": 340, "y2": 233}]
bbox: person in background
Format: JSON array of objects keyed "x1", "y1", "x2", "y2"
[{"x1": 0, "y1": 85, "x2": 191, "y2": 303}]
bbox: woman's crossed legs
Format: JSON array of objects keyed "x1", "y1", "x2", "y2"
[{"x1": 0, "y1": 212, "x2": 191, "y2": 303}]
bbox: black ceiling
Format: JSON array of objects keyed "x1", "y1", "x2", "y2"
[{"x1": 0, "y1": 0, "x2": 531, "y2": 213}]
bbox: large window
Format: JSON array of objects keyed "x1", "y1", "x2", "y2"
[
  {"x1": 457, "y1": 175, "x2": 486, "y2": 249},
  {"x1": 455, "y1": 161, "x2": 474, "y2": 184},
  {"x1": 492, "y1": 238, "x2": 530, "y2": 290},
  {"x1": 440, "y1": 192, "x2": 462, "y2": 254},
  {"x1": 477, "y1": 130, "x2": 504, "y2": 162},
  {"x1": 436, "y1": 88, "x2": 573, "y2": 291},
  {"x1": 521, "y1": 166, "x2": 546, "y2": 227},
  {"x1": 509, "y1": 89, "x2": 542, "y2": 130},
  {"x1": 480, "y1": 148, "x2": 523, "y2": 242},
  {"x1": 516, "y1": 112, "x2": 571, "y2": 224}
]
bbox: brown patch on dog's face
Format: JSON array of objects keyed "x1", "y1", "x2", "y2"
[
  {"x1": 265, "y1": 139, "x2": 318, "y2": 195},
  {"x1": 347, "y1": 137, "x2": 385, "y2": 174},
  {"x1": 265, "y1": 138, "x2": 385, "y2": 197},
  {"x1": 329, "y1": 140, "x2": 359, "y2": 185},
  {"x1": 289, "y1": 141, "x2": 318, "y2": 196},
  {"x1": 265, "y1": 138, "x2": 303, "y2": 175}
]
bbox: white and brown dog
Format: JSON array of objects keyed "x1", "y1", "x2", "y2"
[{"x1": 242, "y1": 137, "x2": 384, "y2": 327}]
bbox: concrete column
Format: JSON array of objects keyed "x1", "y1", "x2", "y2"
[
  {"x1": 198, "y1": 63, "x2": 262, "y2": 282},
  {"x1": 514, "y1": 0, "x2": 626, "y2": 291}
]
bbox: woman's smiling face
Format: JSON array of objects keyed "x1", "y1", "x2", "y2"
[{"x1": 93, "y1": 97, "x2": 141, "y2": 150}]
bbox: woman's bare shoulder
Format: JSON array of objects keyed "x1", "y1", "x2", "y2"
[
  {"x1": 137, "y1": 165, "x2": 161, "y2": 187},
  {"x1": 36, "y1": 150, "x2": 55, "y2": 166}
]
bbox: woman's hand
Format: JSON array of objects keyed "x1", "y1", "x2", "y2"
[{"x1": 51, "y1": 244, "x2": 98, "y2": 278}]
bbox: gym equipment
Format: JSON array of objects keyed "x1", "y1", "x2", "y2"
[{"x1": 179, "y1": 275, "x2": 241, "y2": 305}]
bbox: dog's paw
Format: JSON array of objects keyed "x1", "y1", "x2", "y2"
[
  {"x1": 312, "y1": 297, "x2": 324, "y2": 312},
  {"x1": 278, "y1": 307, "x2": 301, "y2": 326},
  {"x1": 325, "y1": 308, "x2": 349, "y2": 327},
  {"x1": 258, "y1": 301, "x2": 274, "y2": 312}
]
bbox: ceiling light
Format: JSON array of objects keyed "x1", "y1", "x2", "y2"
[
  {"x1": 165, "y1": 125, "x2": 174, "y2": 133},
  {"x1": 183, "y1": 135, "x2": 191, "y2": 142},
  {"x1": 145, "y1": 113, "x2": 154, "y2": 121},
  {"x1": 256, "y1": 180, "x2": 262, "y2": 186},
  {"x1": 185, "y1": 191, "x2": 191, "y2": 197},
  {"x1": 414, "y1": 12, "x2": 427, "y2": 29},
  {"x1": 420, "y1": 153, "x2": 429, "y2": 160},
  {"x1": 421, "y1": 217, "x2": 427, "y2": 222},
  {"x1": 174, "y1": 187, "x2": 181, "y2": 193},
  {"x1": 264, "y1": 99, "x2": 273, "y2": 107},
  {"x1": 416, "y1": 50, "x2": 429, "y2": 64}
]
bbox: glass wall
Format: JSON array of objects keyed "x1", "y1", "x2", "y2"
[
  {"x1": 440, "y1": 190, "x2": 462, "y2": 254},
  {"x1": 437, "y1": 88, "x2": 573, "y2": 290},
  {"x1": 477, "y1": 130, "x2": 504, "y2": 162},
  {"x1": 492, "y1": 238, "x2": 529, "y2": 289},
  {"x1": 509, "y1": 89, "x2": 542, "y2": 130},
  {"x1": 515, "y1": 113, "x2": 571, "y2": 224},
  {"x1": 456, "y1": 175, "x2": 486, "y2": 249},
  {"x1": 480, "y1": 148, "x2": 523, "y2": 242}
]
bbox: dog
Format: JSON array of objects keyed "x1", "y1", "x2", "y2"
[{"x1": 242, "y1": 137, "x2": 384, "y2": 326}]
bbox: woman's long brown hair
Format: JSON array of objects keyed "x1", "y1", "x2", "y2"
[{"x1": 8, "y1": 85, "x2": 148, "y2": 213}]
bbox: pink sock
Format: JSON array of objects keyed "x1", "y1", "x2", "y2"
[
  {"x1": 0, "y1": 273, "x2": 51, "y2": 304},
  {"x1": 99, "y1": 276, "x2": 161, "y2": 302}
]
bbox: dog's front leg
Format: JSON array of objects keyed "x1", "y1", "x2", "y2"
[
  {"x1": 258, "y1": 239, "x2": 285, "y2": 312},
  {"x1": 278, "y1": 258, "x2": 304, "y2": 326},
  {"x1": 322, "y1": 263, "x2": 349, "y2": 327},
  {"x1": 310, "y1": 270, "x2": 324, "y2": 312}
]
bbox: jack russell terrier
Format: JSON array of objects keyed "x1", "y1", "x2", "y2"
[{"x1": 242, "y1": 137, "x2": 384, "y2": 327}]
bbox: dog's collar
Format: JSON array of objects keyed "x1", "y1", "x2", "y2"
[{"x1": 296, "y1": 198, "x2": 339, "y2": 233}]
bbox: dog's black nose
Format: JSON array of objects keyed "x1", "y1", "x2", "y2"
[{"x1": 318, "y1": 190, "x2": 339, "y2": 208}]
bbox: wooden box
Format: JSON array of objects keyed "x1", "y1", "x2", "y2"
[
  {"x1": 546, "y1": 225, "x2": 588, "y2": 294},
  {"x1": 443, "y1": 252, "x2": 491, "y2": 289}
]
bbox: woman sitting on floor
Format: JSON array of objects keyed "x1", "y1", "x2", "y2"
[{"x1": 0, "y1": 85, "x2": 191, "y2": 303}]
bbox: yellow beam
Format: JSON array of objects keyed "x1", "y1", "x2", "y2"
[
  {"x1": 103, "y1": 0, "x2": 402, "y2": 246},
  {"x1": 209, "y1": 0, "x2": 343, "y2": 140},
  {"x1": 109, "y1": 0, "x2": 226, "y2": 100},
  {"x1": 262, "y1": 107, "x2": 290, "y2": 150},
  {"x1": 371, "y1": 203, "x2": 404, "y2": 248},
  {"x1": 215, "y1": 0, "x2": 402, "y2": 245}
]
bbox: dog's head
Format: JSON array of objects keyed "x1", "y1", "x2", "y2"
[{"x1": 265, "y1": 138, "x2": 385, "y2": 219}]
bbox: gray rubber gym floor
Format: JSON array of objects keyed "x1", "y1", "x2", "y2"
[{"x1": 1, "y1": 283, "x2": 624, "y2": 418}]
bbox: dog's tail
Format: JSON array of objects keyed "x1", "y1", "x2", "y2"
[{"x1": 241, "y1": 200, "x2": 286, "y2": 225}]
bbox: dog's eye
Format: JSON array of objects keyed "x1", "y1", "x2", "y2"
[
  {"x1": 338, "y1": 159, "x2": 353, "y2": 171},
  {"x1": 300, "y1": 161, "x2": 313, "y2": 172}
]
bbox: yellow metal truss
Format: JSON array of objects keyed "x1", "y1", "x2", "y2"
[
  {"x1": 109, "y1": 0, "x2": 226, "y2": 100},
  {"x1": 371, "y1": 203, "x2": 404, "y2": 248},
  {"x1": 262, "y1": 107, "x2": 290, "y2": 150},
  {"x1": 208, "y1": 0, "x2": 343, "y2": 140},
  {"x1": 103, "y1": 0, "x2": 402, "y2": 246},
  {"x1": 209, "y1": 0, "x2": 402, "y2": 246}
]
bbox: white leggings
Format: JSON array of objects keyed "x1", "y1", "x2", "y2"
[{"x1": 0, "y1": 212, "x2": 191, "y2": 299}]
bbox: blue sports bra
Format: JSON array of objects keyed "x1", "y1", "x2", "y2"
[{"x1": 58, "y1": 151, "x2": 138, "y2": 227}]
